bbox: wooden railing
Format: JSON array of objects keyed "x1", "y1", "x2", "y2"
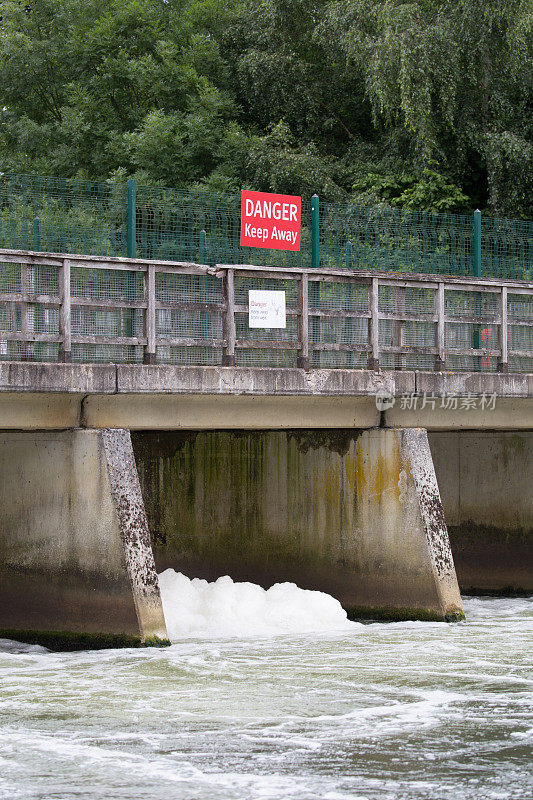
[{"x1": 1, "y1": 248, "x2": 532, "y2": 372}]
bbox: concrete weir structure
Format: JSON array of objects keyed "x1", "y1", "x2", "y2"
[
  {"x1": 134, "y1": 428, "x2": 463, "y2": 621},
  {"x1": 2, "y1": 361, "x2": 533, "y2": 642},
  {"x1": 0, "y1": 428, "x2": 168, "y2": 646}
]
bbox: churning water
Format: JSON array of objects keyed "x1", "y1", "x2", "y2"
[{"x1": 0, "y1": 578, "x2": 531, "y2": 800}]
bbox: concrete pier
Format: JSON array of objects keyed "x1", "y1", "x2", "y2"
[
  {"x1": 134, "y1": 428, "x2": 463, "y2": 621},
  {"x1": 0, "y1": 429, "x2": 168, "y2": 646}
]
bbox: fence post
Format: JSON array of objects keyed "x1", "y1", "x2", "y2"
[
  {"x1": 297, "y1": 273, "x2": 309, "y2": 370},
  {"x1": 127, "y1": 179, "x2": 137, "y2": 259},
  {"x1": 345, "y1": 240, "x2": 352, "y2": 270},
  {"x1": 20, "y1": 220, "x2": 39, "y2": 361},
  {"x1": 471, "y1": 209, "x2": 482, "y2": 368},
  {"x1": 368, "y1": 277, "x2": 380, "y2": 370},
  {"x1": 222, "y1": 268, "x2": 236, "y2": 366},
  {"x1": 199, "y1": 229, "x2": 207, "y2": 265},
  {"x1": 33, "y1": 217, "x2": 41, "y2": 252},
  {"x1": 311, "y1": 194, "x2": 319, "y2": 270},
  {"x1": 126, "y1": 179, "x2": 137, "y2": 342},
  {"x1": 58, "y1": 258, "x2": 71, "y2": 362},
  {"x1": 473, "y1": 210, "x2": 482, "y2": 278},
  {"x1": 143, "y1": 264, "x2": 156, "y2": 365},
  {"x1": 435, "y1": 282, "x2": 445, "y2": 371},
  {"x1": 498, "y1": 286, "x2": 508, "y2": 373}
]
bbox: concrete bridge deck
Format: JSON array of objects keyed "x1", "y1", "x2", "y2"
[{"x1": 1, "y1": 361, "x2": 532, "y2": 429}]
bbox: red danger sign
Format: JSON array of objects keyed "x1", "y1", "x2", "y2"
[{"x1": 240, "y1": 190, "x2": 301, "y2": 251}]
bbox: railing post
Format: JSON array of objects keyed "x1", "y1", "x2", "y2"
[
  {"x1": 473, "y1": 209, "x2": 482, "y2": 278},
  {"x1": 222, "y1": 268, "x2": 236, "y2": 366},
  {"x1": 393, "y1": 286, "x2": 406, "y2": 370},
  {"x1": 143, "y1": 264, "x2": 156, "y2": 365},
  {"x1": 435, "y1": 282, "x2": 445, "y2": 371},
  {"x1": 498, "y1": 285, "x2": 508, "y2": 373},
  {"x1": 58, "y1": 258, "x2": 71, "y2": 363},
  {"x1": 472, "y1": 209, "x2": 482, "y2": 365},
  {"x1": 297, "y1": 273, "x2": 309, "y2": 370},
  {"x1": 368, "y1": 277, "x2": 379, "y2": 370},
  {"x1": 20, "y1": 259, "x2": 35, "y2": 362},
  {"x1": 126, "y1": 178, "x2": 137, "y2": 341},
  {"x1": 199, "y1": 229, "x2": 207, "y2": 265},
  {"x1": 311, "y1": 194, "x2": 319, "y2": 270}
]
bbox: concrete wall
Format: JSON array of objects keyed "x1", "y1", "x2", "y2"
[
  {"x1": 0, "y1": 429, "x2": 167, "y2": 644},
  {"x1": 429, "y1": 431, "x2": 533, "y2": 593},
  {"x1": 133, "y1": 429, "x2": 462, "y2": 621},
  {"x1": 1, "y1": 362, "x2": 533, "y2": 430}
]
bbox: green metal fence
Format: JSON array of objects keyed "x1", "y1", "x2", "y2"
[{"x1": 0, "y1": 172, "x2": 531, "y2": 279}]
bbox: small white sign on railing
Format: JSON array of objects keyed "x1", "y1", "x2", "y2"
[{"x1": 248, "y1": 290, "x2": 286, "y2": 329}]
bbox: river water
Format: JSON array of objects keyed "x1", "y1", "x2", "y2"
[{"x1": 0, "y1": 582, "x2": 531, "y2": 800}]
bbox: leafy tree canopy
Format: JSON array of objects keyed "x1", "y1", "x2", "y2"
[{"x1": 0, "y1": 0, "x2": 531, "y2": 215}]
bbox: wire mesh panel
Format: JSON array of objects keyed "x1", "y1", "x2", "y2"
[
  {"x1": 232, "y1": 274, "x2": 299, "y2": 366},
  {"x1": 483, "y1": 218, "x2": 533, "y2": 280},
  {"x1": 156, "y1": 273, "x2": 223, "y2": 304},
  {"x1": 321, "y1": 204, "x2": 473, "y2": 276},
  {"x1": 508, "y1": 292, "x2": 533, "y2": 372},
  {"x1": 136, "y1": 186, "x2": 312, "y2": 269},
  {"x1": 308, "y1": 279, "x2": 369, "y2": 369},
  {"x1": 0, "y1": 174, "x2": 127, "y2": 256},
  {"x1": 443, "y1": 288, "x2": 500, "y2": 372},
  {"x1": 71, "y1": 344, "x2": 144, "y2": 363},
  {"x1": 234, "y1": 275, "x2": 299, "y2": 306},
  {"x1": 235, "y1": 347, "x2": 298, "y2": 368},
  {"x1": 154, "y1": 272, "x2": 224, "y2": 365},
  {"x1": 71, "y1": 266, "x2": 143, "y2": 302}
]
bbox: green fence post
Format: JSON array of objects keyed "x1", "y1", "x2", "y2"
[
  {"x1": 311, "y1": 194, "x2": 319, "y2": 270},
  {"x1": 199, "y1": 229, "x2": 207, "y2": 265},
  {"x1": 33, "y1": 217, "x2": 41, "y2": 251},
  {"x1": 309, "y1": 194, "x2": 320, "y2": 340},
  {"x1": 126, "y1": 179, "x2": 137, "y2": 343},
  {"x1": 127, "y1": 179, "x2": 137, "y2": 258},
  {"x1": 345, "y1": 240, "x2": 352, "y2": 270},
  {"x1": 473, "y1": 210, "x2": 481, "y2": 278},
  {"x1": 473, "y1": 209, "x2": 481, "y2": 364}
]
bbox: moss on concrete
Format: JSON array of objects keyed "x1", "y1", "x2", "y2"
[{"x1": 0, "y1": 629, "x2": 171, "y2": 651}]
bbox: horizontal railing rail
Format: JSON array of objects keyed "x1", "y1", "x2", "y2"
[{"x1": 1, "y1": 248, "x2": 532, "y2": 373}]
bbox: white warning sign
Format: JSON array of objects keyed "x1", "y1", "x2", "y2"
[{"x1": 248, "y1": 290, "x2": 286, "y2": 329}]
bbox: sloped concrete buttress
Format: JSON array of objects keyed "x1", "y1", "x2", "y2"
[
  {"x1": 0, "y1": 428, "x2": 167, "y2": 644},
  {"x1": 355, "y1": 428, "x2": 463, "y2": 620},
  {"x1": 101, "y1": 429, "x2": 168, "y2": 640}
]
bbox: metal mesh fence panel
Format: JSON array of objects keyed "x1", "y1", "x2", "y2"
[
  {"x1": 310, "y1": 350, "x2": 368, "y2": 369},
  {"x1": 320, "y1": 203, "x2": 473, "y2": 276},
  {"x1": 135, "y1": 186, "x2": 312, "y2": 268},
  {"x1": 235, "y1": 347, "x2": 298, "y2": 368},
  {"x1": 482, "y1": 218, "x2": 533, "y2": 280},
  {"x1": 155, "y1": 273, "x2": 223, "y2": 304},
  {"x1": 71, "y1": 267, "x2": 143, "y2": 302},
  {"x1": 0, "y1": 174, "x2": 127, "y2": 256},
  {"x1": 72, "y1": 344, "x2": 143, "y2": 363},
  {"x1": 156, "y1": 309, "x2": 222, "y2": 339},
  {"x1": 234, "y1": 275, "x2": 299, "y2": 306},
  {"x1": 309, "y1": 281, "x2": 369, "y2": 311},
  {"x1": 156, "y1": 346, "x2": 223, "y2": 365}
]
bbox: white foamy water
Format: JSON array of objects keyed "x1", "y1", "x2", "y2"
[
  {"x1": 158, "y1": 569, "x2": 358, "y2": 639},
  {"x1": 0, "y1": 594, "x2": 531, "y2": 800}
]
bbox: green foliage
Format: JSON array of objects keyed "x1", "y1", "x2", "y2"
[{"x1": 0, "y1": 0, "x2": 531, "y2": 216}]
